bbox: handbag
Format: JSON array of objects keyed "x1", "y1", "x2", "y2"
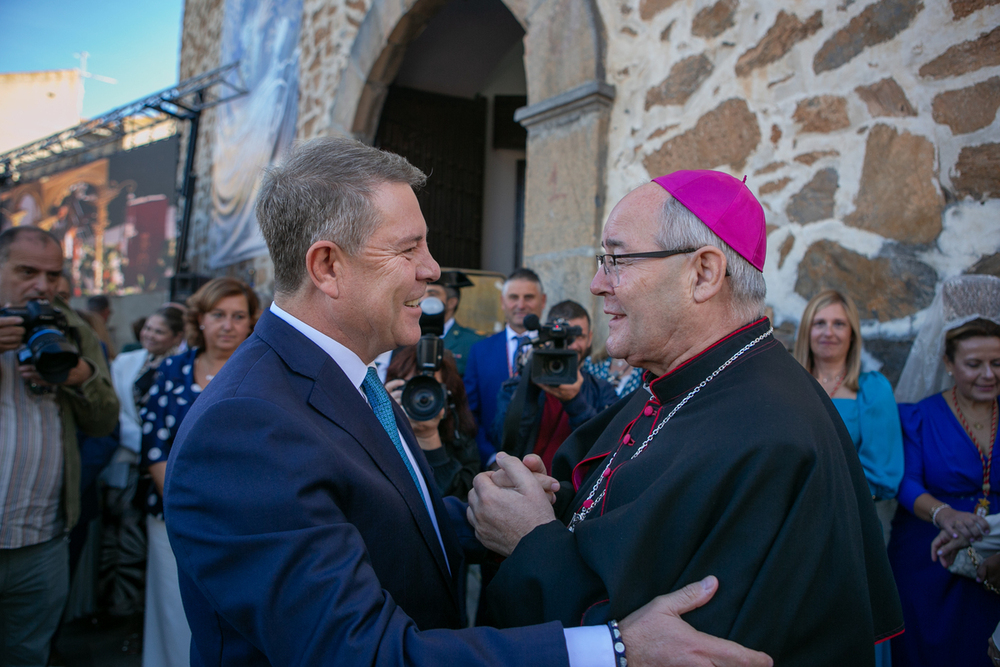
[{"x1": 947, "y1": 514, "x2": 1000, "y2": 583}]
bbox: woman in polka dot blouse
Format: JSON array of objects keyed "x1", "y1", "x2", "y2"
[{"x1": 139, "y1": 278, "x2": 260, "y2": 667}]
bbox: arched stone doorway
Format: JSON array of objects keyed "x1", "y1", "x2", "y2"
[{"x1": 328, "y1": 0, "x2": 615, "y2": 335}]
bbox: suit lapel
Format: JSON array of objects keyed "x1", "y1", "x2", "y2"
[
  {"x1": 254, "y1": 312, "x2": 457, "y2": 591},
  {"x1": 393, "y1": 402, "x2": 463, "y2": 589}
]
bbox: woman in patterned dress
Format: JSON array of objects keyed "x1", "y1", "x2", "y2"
[{"x1": 139, "y1": 278, "x2": 260, "y2": 667}]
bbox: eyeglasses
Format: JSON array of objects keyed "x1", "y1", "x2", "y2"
[{"x1": 596, "y1": 248, "x2": 697, "y2": 285}]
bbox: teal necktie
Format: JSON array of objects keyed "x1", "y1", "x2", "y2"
[{"x1": 361, "y1": 367, "x2": 426, "y2": 505}]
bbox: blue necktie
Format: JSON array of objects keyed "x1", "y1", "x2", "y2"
[
  {"x1": 361, "y1": 367, "x2": 426, "y2": 505},
  {"x1": 511, "y1": 335, "x2": 529, "y2": 375}
]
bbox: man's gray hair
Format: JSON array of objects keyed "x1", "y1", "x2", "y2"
[
  {"x1": 256, "y1": 136, "x2": 426, "y2": 294},
  {"x1": 656, "y1": 196, "x2": 766, "y2": 325}
]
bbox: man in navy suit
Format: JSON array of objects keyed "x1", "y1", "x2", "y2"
[
  {"x1": 163, "y1": 138, "x2": 772, "y2": 667},
  {"x1": 464, "y1": 268, "x2": 546, "y2": 467}
]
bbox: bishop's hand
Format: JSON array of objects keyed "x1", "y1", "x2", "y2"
[{"x1": 467, "y1": 452, "x2": 557, "y2": 556}]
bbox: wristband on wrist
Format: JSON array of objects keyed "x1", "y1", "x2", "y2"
[
  {"x1": 608, "y1": 619, "x2": 627, "y2": 667},
  {"x1": 931, "y1": 502, "x2": 951, "y2": 528}
]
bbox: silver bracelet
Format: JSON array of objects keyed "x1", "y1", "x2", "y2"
[
  {"x1": 931, "y1": 503, "x2": 951, "y2": 528},
  {"x1": 608, "y1": 619, "x2": 627, "y2": 667}
]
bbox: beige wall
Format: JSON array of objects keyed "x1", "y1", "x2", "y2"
[{"x1": 0, "y1": 70, "x2": 83, "y2": 153}]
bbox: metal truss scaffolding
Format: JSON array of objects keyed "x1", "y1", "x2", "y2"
[
  {"x1": 1, "y1": 63, "x2": 248, "y2": 301},
  {"x1": 0, "y1": 62, "x2": 247, "y2": 180}
]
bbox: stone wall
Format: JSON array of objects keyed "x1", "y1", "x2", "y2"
[
  {"x1": 600, "y1": 0, "x2": 1000, "y2": 381},
  {"x1": 178, "y1": 0, "x2": 1000, "y2": 380}
]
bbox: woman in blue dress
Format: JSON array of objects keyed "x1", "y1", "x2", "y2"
[
  {"x1": 795, "y1": 289, "x2": 904, "y2": 667},
  {"x1": 888, "y1": 275, "x2": 1000, "y2": 667},
  {"x1": 139, "y1": 278, "x2": 260, "y2": 667}
]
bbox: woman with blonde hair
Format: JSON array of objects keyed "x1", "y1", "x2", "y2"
[
  {"x1": 795, "y1": 289, "x2": 903, "y2": 667},
  {"x1": 794, "y1": 289, "x2": 904, "y2": 504}
]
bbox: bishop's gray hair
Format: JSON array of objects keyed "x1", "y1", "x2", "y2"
[
  {"x1": 656, "y1": 196, "x2": 766, "y2": 326},
  {"x1": 255, "y1": 136, "x2": 426, "y2": 295}
]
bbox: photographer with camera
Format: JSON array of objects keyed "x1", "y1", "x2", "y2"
[
  {"x1": 0, "y1": 226, "x2": 119, "y2": 665},
  {"x1": 384, "y1": 296, "x2": 481, "y2": 501},
  {"x1": 492, "y1": 300, "x2": 618, "y2": 472},
  {"x1": 384, "y1": 347, "x2": 481, "y2": 502}
]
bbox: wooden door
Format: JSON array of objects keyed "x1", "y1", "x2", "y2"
[{"x1": 374, "y1": 85, "x2": 487, "y2": 269}]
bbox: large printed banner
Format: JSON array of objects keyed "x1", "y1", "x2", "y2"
[
  {"x1": 209, "y1": 0, "x2": 302, "y2": 268},
  {"x1": 0, "y1": 136, "x2": 180, "y2": 295}
]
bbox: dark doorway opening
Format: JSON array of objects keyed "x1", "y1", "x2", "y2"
[{"x1": 374, "y1": 86, "x2": 487, "y2": 269}]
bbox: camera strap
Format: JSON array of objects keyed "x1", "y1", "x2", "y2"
[{"x1": 501, "y1": 369, "x2": 535, "y2": 458}]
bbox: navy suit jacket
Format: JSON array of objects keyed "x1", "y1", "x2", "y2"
[
  {"x1": 164, "y1": 311, "x2": 567, "y2": 666},
  {"x1": 463, "y1": 331, "x2": 510, "y2": 466}
]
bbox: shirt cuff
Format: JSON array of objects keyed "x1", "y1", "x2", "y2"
[{"x1": 564, "y1": 625, "x2": 615, "y2": 667}]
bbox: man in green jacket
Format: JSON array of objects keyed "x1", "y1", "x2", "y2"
[
  {"x1": 0, "y1": 226, "x2": 119, "y2": 665},
  {"x1": 426, "y1": 270, "x2": 484, "y2": 376}
]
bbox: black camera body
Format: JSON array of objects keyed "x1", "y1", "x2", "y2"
[
  {"x1": 0, "y1": 299, "x2": 80, "y2": 384},
  {"x1": 400, "y1": 297, "x2": 449, "y2": 421},
  {"x1": 523, "y1": 314, "x2": 582, "y2": 385}
]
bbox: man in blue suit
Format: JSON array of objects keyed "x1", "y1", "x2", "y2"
[
  {"x1": 464, "y1": 268, "x2": 546, "y2": 467},
  {"x1": 163, "y1": 138, "x2": 772, "y2": 667}
]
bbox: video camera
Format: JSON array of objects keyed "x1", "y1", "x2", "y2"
[
  {"x1": 522, "y1": 314, "x2": 582, "y2": 385},
  {"x1": 400, "y1": 297, "x2": 448, "y2": 421},
  {"x1": 0, "y1": 299, "x2": 80, "y2": 384}
]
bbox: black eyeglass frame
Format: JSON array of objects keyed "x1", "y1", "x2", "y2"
[{"x1": 595, "y1": 247, "x2": 732, "y2": 278}]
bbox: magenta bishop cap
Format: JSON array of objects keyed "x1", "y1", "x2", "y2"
[{"x1": 651, "y1": 170, "x2": 766, "y2": 272}]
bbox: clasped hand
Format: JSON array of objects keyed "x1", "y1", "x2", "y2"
[{"x1": 466, "y1": 452, "x2": 560, "y2": 556}]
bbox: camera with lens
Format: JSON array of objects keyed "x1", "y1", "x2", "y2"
[
  {"x1": 400, "y1": 297, "x2": 449, "y2": 421},
  {"x1": 0, "y1": 299, "x2": 81, "y2": 384},
  {"x1": 522, "y1": 314, "x2": 582, "y2": 385}
]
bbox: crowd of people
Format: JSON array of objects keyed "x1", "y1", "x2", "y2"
[{"x1": 0, "y1": 136, "x2": 997, "y2": 667}]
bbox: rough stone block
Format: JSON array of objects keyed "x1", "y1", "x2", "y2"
[
  {"x1": 787, "y1": 168, "x2": 839, "y2": 223},
  {"x1": 645, "y1": 54, "x2": 714, "y2": 109},
  {"x1": 754, "y1": 161, "x2": 786, "y2": 175},
  {"x1": 968, "y1": 252, "x2": 1000, "y2": 277},
  {"x1": 952, "y1": 143, "x2": 1000, "y2": 199},
  {"x1": 932, "y1": 76, "x2": 1000, "y2": 134},
  {"x1": 794, "y1": 239, "x2": 936, "y2": 321},
  {"x1": 793, "y1": 96, "x2": 851, "y2": 133},
  {"x1": 642, "y1": 98, "x2": 761, "y2": 175},
  {"x1": 844, "y1": 124, "x2": 943, "y2": 243},
  {"x1": 759, "y1": 177, "x2": 792, "y2": 194},
  {"x1": 735, "y1": 10, "x2": 822, "y2": 77},
  {"x1": 950, "y1": 0, "x2": 1000, "y2": 20},
  {"x1": 813, "y1": 0, "x2": 924, "y2": 75},
  {"x1": 919, "y1": 26, "x2": 1000, "y2": 79},
  {"x1": 692, "y1": 0, "x2": 739, "y2": 39},
  {"x1": 863, "y1": 337, "x2": 915, "y2": 386},
  {"x1": 778, "y1": 233, "x2": 795, "y2": 268},
  {"x1": 856, "y1": 78, "x2": 917, "y2": 117},
  {"x1": 770, "y1": 124, "x2": 782, "y2": 145},
  {"x1": 794, "y1": 150, "x2": 840, "y2": 165},
  {"x1": 639, "y1": 0, "x2": 682, "y2": 21}
]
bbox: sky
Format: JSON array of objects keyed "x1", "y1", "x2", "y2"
[{"x1": 0, "y1": 0, "x2": 185, "y2": 119}]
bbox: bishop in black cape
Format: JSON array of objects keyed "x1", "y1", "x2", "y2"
[{"x1": 483, "y1": 318, "x2": 904, "y2": 666}]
